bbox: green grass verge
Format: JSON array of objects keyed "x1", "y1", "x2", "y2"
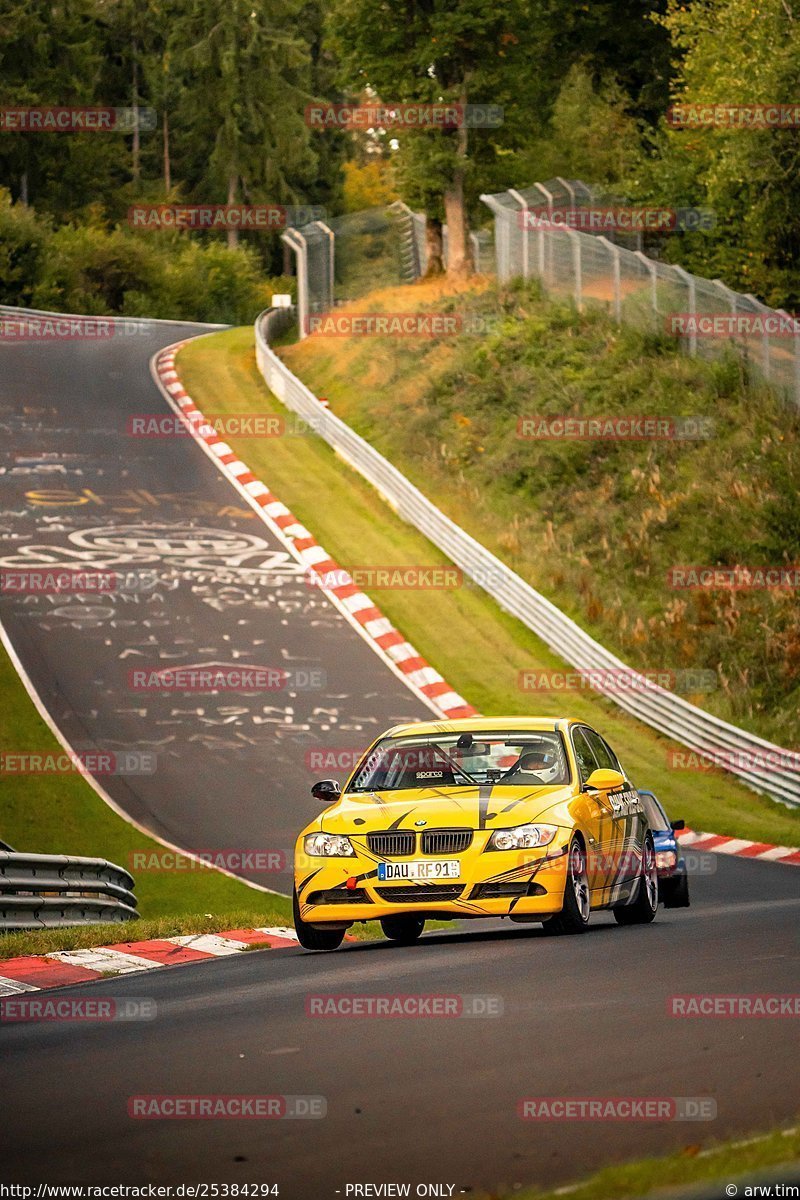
[
  {"x1": 281, "y1": 278, "x2": 800, "y2": 748},
  {"x1": 0, "y1": 910, "x2": 292, "y2": 962},
  {"x1": 176, "y1": 328, "x2": 800, "y2": 848},
  {"x1": 496, "y1": 1122, "x2": 799, "y2": 1200},
  {"x1": 0, "y1": 639, "x2": 293, "y2": 924}
]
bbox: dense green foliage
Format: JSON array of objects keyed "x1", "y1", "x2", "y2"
[
  {"x1": 0, "y1": 189, "x2": 291, "y2": 321},
  {"x1": 0, "y1": 0, "x2": 797, "y2": 312}
]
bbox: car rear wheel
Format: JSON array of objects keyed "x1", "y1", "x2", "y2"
[
  {"x1": 614, "y1": 835, "x2": 658, "y2": 925},
  {"x1": 542, "y1": 838, "x2": 590, "y2": 935},
  {"x1": 380, "y1": 915, "x2": 425, "y2": 944},
  {"x1": 293, "y1": 888, "x2": 345, "y2": 951}
]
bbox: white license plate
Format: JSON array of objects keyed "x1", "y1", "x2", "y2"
[{"x1": 378, "y1": 860, "x2": 460, "y2": 881}]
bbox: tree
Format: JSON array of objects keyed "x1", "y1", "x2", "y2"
[
  {"x1": 638, "y1": 0, "x2": 800, "y2": 307},
  {"x1": 327, "y1": 0, "x2": 560, "y2": 277},
  {"x1": 513, "y1": 64, "x2": 646, "y2": 190},
  {"x1": 342, "y1": 159, "x2": 398, "y2": 211},
  {"x1": 167, "y1": 0, "x2": 319, "y2": 248},
  {"x1": 0, "y1": 0, "x2": 120, "y2": 216}
]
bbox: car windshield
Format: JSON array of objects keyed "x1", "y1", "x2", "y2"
[{"x1": 347, "y1": 731, "x2": 571, "y2": 791}]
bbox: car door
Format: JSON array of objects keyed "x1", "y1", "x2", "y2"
[
  {"x1": 584, "y1": 727, "x2": 643, "y2": 904},
  {"x1": 569, "y1": 726, "x2": 607, "y2": 899}
]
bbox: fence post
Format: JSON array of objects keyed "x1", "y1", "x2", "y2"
[
  {"x1": 746, "y1": 293, "x2": 771, "y2": 380},
  {"x1": 469, "y1": 231, "x2": 480, "y2": 273},
  {"x1": 532, "y1": 182, "x2": 553, "y2": 282},
  {"x1": 671, "y1": 265, "x2": 697, "y2": 356},
  {"x1": 281, "y1": 227, "x2": 308, "y2": 338},
  {"x1": 634, "y1": 250, "x2": 658, "y2": 330},
  {"x1": 316, "y1": 221, "x2": 335, "y2": 312},
  {"x1": 597, "y1": 235, "x2": 621, "y2": 321},
  {"x1": 389, "y1": 199, "x2": 426, "y2": 280},
  {"x1": 565, "y1": 228, "x2": 582, "y2": 310},
  {"x1": 555, "y1": 176, "x2": 576, "y2": 206},
  {"x1": 480, "y1": 194, "x2": 511, "y2": 282},
  {"x1": 776, "y1": 310, "x2": 800, "y2": 407},
  {"x1": 508, "y1": 189, "x2": 528, "y2": 279},
  {"x1": 712, "y1": 278, "x2": 737, "y2": 314}
]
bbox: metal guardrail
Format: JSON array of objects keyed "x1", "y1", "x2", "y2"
[
  {"x1": 255, "y1": 307, "x2": 799, "y2": 809},
  {"x1": 0, "y1": 852, "x2": 138, "y2": 930}
]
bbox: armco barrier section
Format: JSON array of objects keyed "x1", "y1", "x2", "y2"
[
  {"x1": 0, "y1": 852, "x2": 138, "y2": 930},
  {"x1": 255, "y1": 307, "x2": 799, "y2": 809}
]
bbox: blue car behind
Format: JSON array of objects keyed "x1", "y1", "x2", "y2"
[{"x1": 639, "y1": 789, "x2": 690, "y2": 908}]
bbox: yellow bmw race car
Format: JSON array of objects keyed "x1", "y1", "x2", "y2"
[{"x1": 293, "y1": 717, "x2": 659, "y2": 950}]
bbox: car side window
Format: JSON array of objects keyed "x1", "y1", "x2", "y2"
[
  {"x1": 583, "y1": 728, "x2": 618, "y2": 772},
  {"x1": 571, "y1": 727, "x2": 599, "y2": 786}
]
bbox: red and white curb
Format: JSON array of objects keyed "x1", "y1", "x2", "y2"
[
  {"x1": 152, "y1": 346, "x2": 476, "y2": 722},
  {"x1": 677, "y1": 827, "x2": 800, "y2": 865},
  {"x1": 0, "y1": 927, "x2": 300, "y2": 996}
]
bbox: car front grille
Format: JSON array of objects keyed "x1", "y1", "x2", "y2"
[
  {"x1": 375, "y1": 884, "x2": 464, "y2": 903},
  {"x1": 421, "y1": 829, "x2": 473, "y2": 855},
  {"x1": 367, "y1": 831, "x2": 415, "y2": 857},
  {"x1": 307, "y1": 888, "x2": 370, "y2": 905}
]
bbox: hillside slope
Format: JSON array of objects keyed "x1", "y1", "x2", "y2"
[{"x1": 281, "y1": 278, "x2": 800, "y2": 747}]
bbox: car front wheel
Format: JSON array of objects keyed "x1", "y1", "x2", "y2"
[
  {"x1": 543, "y1": 838, "x2": 591, "y2": 935},
  {"x1": 293, "y1": 888, "x2": 346, "y2": 951}
]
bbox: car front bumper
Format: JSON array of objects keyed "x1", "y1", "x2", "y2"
[{"x1": 294, "y1": 836, "x2": 572, "y2": 926}]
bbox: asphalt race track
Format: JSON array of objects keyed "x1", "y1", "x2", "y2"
[
  {"x1": 0, "y1": 316, "x2": 429, "y2": 890},
  {"x1": 0, "y1": 856, "x2": 798, "y2": 1196}
]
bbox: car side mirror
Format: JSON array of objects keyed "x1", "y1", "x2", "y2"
[
  {"x1": 311, "y1": 779, "x2": 341, "y2": 804},
  {"x1": 584, "y1": 768, "x2": 626, "y2": 794},
  {"x1": 670, "y1": 819, "x2": 685, "y2": 831}
]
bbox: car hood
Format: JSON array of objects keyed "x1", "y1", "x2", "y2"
[{"x1": 319, "y1": 783, "x2": 575, "y2": 835}]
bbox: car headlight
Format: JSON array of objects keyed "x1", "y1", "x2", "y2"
[
  {"x1": 304, "y1": 832, "x2": 356, "y2": 857},
  {"x1": 487, "y1": 823, "x2": 558, "y2": 851},
  {"x1": 655, "y1": 849, "x2": 677, "y2": 870}
]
